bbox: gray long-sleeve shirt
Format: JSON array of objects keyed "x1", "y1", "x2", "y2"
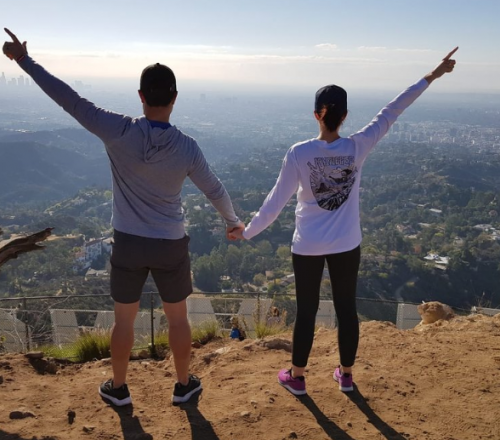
[{"x1": 19, "y1": 56, "x2": 240, "y2": 239}]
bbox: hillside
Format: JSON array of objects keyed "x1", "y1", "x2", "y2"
[
  {"x1": 1, "y1": 314, "x2": 499, "y2": 440},
  {"x1": 0, "y1": 142, "x2": 110, "y2": 204}
]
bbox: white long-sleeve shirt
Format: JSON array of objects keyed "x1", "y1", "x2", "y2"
[{"x1": 243, "y1": 78, "x2": 429, "y2": 255}]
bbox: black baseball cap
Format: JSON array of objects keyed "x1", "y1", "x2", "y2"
[
  {"x1": 314, "y1": 84, "x2": 347, "y2": 113},
  {"x1": 140, "y1": 63, "x2": 177, "y2": 94}
]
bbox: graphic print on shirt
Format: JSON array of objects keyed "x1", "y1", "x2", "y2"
[{"x1": 307, "y1": 156, "x2": 357, "y2": 211}]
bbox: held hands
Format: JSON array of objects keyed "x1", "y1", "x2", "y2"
[
  {"x1": 226, "y1": 222, "x2": 246, "y2": 241},
  {"x1": 2, "y1": 28, "x2": 28, "y2": 61},
  {"x1": 425, "y1": 47, "x2": 458, "y2": 84}
]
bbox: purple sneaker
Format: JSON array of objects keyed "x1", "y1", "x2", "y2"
[
  {"x1": 333, "y1": 367, "x2": 353, "y2": 392},
  {"x1": 277, "y1": 369, "x2": 306, "y2": 395}
]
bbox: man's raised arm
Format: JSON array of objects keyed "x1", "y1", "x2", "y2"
[{"x1": 2, "y1": 28, "x2": 130, "y2": 142}]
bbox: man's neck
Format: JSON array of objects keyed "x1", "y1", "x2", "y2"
[{"x1": 144, "y1": 106, "x2": 172, "y2": 124}]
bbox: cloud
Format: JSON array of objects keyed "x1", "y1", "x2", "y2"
[
  {"x1": 358, "y1": 46, "x2": 433, "y2": 54},
  {"x1": 357, "y1": 46, "x2": 388, "y2": 52},
  {"x1": 315, "y1": 43, "x2": 339, "y2": 51}
]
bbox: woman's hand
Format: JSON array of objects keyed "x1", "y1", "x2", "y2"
[
  {"x1": 227, "y1": 223, "x2": 246, "y2": 240},
  {"x1": 425, "y1": 47, "x2": 458, "y2": 84}
]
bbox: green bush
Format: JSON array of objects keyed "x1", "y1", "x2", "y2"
[
  {"x1": 254, "y1": 320, "x2": 288, "y2": 339},
  {"x1": 191, "y1": 320, "x2": 221, "y2": 345},
  {"x1": 152, "y1": 329, "x2": 170, "y2": 357},
  {"x1": 72, "y1": 329, "x2": 111, "y2": 362},
  {"x1": 39, "y1": 343, "x2": 78, "y2": 360}
]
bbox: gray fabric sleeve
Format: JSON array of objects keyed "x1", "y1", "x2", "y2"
[
  {"x1": 18, "y1": 56, "x2": 131, "y2": 143},
  {"x1": 188, "y1": 143, "x2": 240, "y2": 228}
]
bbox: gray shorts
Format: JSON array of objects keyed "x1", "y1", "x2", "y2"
[{"x1": 110, "y1": 229, "x2": 192, "y2": 304}]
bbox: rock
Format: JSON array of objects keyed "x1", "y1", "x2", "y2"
[
  {"x1": 28, "y1": 358, "x2": 58, "y2": 375},
  {"x1": 214, "y1": 346, "x2": 231, "y2": 355},
  {"x1": 191, "y1": 341, "x2": 202, "y2": 349},
  {"x1": 0, "y1": 375, "x2": 3, "y2": 385},
  {"x1": 203, "y1": 353, "x2": 218, "y2": 364},
  {"x1": 417, "y1": 301, "x2": 454, "y2": 325},
  {"x1": 129, "y1": 353, "x2": 141, "y2": 360},
  {"x1": 347, "y1": 421, "x2": 353, "y2": 427},
  {"x1": 10, "y1": 410, "x2": 36, "y2": 419},
  {"x1": 240, "y1": 411, "x2": 251, "y2": 417},
  {"x1": 260, "y1": 338, "x2": 292, "y2": 352},
  {"x1": 269, "y1": 397, "x2": 275, "y2": 403},
  {"x1": 68, "y1": 410, "x2": 76, "y2": 424},
  {"x1": 45, "y1": 361, "x2": 58, "y2": 375},
  {"x1": 138, "y1": 350, "x2": 150, "y2": 359},
  {"x1": 83, "y1": 426, "x2": 95, "y2": 433},
  {"x1": 25, "y1": 351, "x2": 44, "y2": 359},
  {"x1": 287, "y1": 432, "x2": 298, "y2": 439}
]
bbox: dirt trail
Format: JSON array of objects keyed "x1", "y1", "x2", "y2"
[{"x1": 1, "y1": 314, "x2": 500, "y2": 440}]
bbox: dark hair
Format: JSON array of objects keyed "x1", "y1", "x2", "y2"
[
  {"x1": 140, "y1": 63, "x2": 177, "y2": 107},
  {"x1": 320, "y1": 104, "x2": 347, "y2": 132},
  {"x1": 142, "y1": 89, "x2": 177, "y2": 107}
]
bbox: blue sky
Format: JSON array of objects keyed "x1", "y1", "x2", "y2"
[{"x1": 1, "y1": 0, "x2": 499, "y2": 93}]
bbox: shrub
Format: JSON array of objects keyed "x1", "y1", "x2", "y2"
[
  {"x1": 73, "y1": 329, "x2": 111, "y2": 362},
  {"x1": 191, "y1": 320, "x2": 221, "y2": 345},
  {"x1": 152, "y1": 329, "x2": 169, "y2": 357},
  {"x1": 254, "y1": 320, "x2": 288, "y2": 339},
  {"x1": 39, "y1": 343, "x2": 77, "y2": 360}
]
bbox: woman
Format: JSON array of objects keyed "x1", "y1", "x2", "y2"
[{"x1": 230, "y1": 48, "x2": 458, "y2": 395}]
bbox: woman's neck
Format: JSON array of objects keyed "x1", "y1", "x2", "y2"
[{"x1": 317, "y1": 128, "x2": 341, "y2": 143}]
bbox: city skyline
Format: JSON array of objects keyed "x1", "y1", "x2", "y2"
[{"x1": 1, "y1": 0, "x2": 499, "y2": 94}]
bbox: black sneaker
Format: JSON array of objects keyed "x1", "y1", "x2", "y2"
[
  {"x1": 172, "y1": 374, "x2": 202, "y2": 404},
  {"x1": 99, "y1": 379, "x2": 132, "y2": 406}
]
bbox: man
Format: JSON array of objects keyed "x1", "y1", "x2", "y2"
[{"x1": 3, "y1": 28, "x2": 244, "y2": 405}]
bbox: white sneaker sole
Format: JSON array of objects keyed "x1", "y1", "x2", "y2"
[
  {"x1": 278, "y1": 378, "x2": 307, "y2": 396},
  {"x1": 172, "y1": 383, "x2": 203, "y2": 404},
  {"x1": 98, "y1": 388, "x2": 132, "y2": 406},
  {"x1": 332, "y1": 373, "x2": 354, "y2": 392}
]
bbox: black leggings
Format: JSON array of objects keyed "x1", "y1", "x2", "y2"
[{"x1": 292, "y1": 246, "x2": 360, "y2": 368}]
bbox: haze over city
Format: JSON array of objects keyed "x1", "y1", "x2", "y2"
[{"x1": 1, "y1": 0, "x2": 500, "y2": 95}]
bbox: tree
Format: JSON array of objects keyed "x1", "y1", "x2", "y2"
[
  {"x1": 224, "y1": 245, "x2": 243, "y2": 279},
  {"x1": 192, "y1": 250, "x2": 225, "y2": 292},
  {"x1": 276, "y1": 246, "x2": 291, "y2": 260},
  {"x1": 192, "y1": 255, "x2": 220, "y2": 292},
  {"x1": 253, "y1": 273, "x2": 266, "y2": 287}
]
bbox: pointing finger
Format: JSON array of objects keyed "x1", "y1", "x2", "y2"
[
  {"x1": 443, "y1": 46, "x2": 459, "y2": 61},
  {"x1": 4, "y1": 28, "x2": 21, "y2": 44}
]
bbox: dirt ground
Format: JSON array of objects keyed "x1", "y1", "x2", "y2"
[{"x1": 1, "y1": 313, "x2": 500, "y2": 440}]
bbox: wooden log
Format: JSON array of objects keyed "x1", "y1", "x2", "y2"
[{"x1": 0, "y1": 228, "x2": 54, "y2": 269}]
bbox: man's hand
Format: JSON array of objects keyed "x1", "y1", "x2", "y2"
[
  {"x1": 226, "y1": 222, "x2": 246, "y2": 241},
  {"x1": 3, "y1": 28, "x2": 28, "y2": 61},
  {"x1": 425, "y1": 47, "x2": 458, "y2": 84}
]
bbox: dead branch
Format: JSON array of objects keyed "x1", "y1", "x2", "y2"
[{"x1": 0, "y1": 228, "x2": 54, "y2": 269}]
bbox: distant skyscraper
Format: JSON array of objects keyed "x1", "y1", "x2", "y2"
[
  {"x1": 25, "y1": 77, "x2": 30, "y2": 86},
  {"x1": 0, "y1": 72, "x2": 6, "y2": 86},
  {"x1": 18, "y1": 75, "x2": 25, "y2": 86},
  {"x1": 9, "y1": 78, "x2": 17, "y2": 86}
]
